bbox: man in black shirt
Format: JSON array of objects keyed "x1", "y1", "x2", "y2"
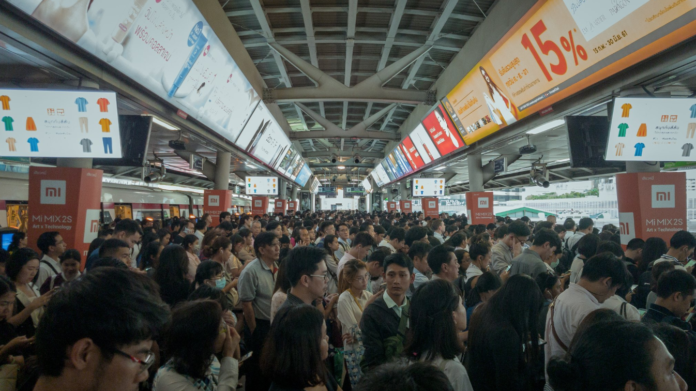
[
  {"x1": 274, "y1": 246, "x2": 328, "y2": 321},
  {"x1": 643, "y1": 269, "x2": 696, "y2": 331}
]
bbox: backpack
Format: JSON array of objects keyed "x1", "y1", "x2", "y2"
[{"x1": 556, "y1": 240, "x2": 579, "y2": 275}]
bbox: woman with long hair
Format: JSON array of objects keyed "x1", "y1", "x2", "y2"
[
  {"x1": 270, "y1": 260, "x2": 291, "y2": 323},
  {"x1": 535, "y1": 271, "x2": 562, "y2": 336},
  {"x1": 157, "y1": 228, "x2": 171, "y2": 248},
  {"x1": 199, "y1": 231, "x2": 220, "y2": 262},
  {"x1": 237, "y1": 228, "x2": 255, "y2": 262},
  {"x1": 153, "y1": 300, "x2": 241, "y2": 391},
  {"x1": 206, "y1": 237, "x2": 239, "y2": 309},
  {"x1": 183, "y1": 234, "x2": 201, "y2": 283},
  {"x1": 405, "y1": 279, "x2": 473, "y2": 391},
  {"x1": 261, "y1": 305, "x2": 336, "y2": 391},
  {"x1": 139, "y1": 240, "x2": 161, "y2": 278},
  {"x1": 6, "y1": 249, "x2": 52, "y2": 338},
  {"x1": 7, "y1": 232, "x2": 26, "y2": 255},
  {"x1": 228, "y1": 234, "x2": 246, "y2": 278},
  {"x1": 465, "y1": 271, "x2": 501, "y2": 324},
  {"x1": 337, "y1": 259, "x2": 373, "y2": 387},
  {"x1": 466, "y1": 274, "x2": 544, "y2": 391},
  {"x1": 323, "y1": 234, "x2": 340, "y2": 295},
  {"x1": 154, "y1": 246, "x2": 190, "y2": 308}
]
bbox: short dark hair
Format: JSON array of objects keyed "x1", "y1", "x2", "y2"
[
  {"x1": 99, "y1": 238, "x2": 129, "y2": 258},
  {"x1": 349, "y1": 227, "x2": 359, "y2": 236},
  {"x1": 238, "y1": 227, "x2": 252, "y2": 238},
  {"x1": 580, "y1": 253, "x2": 627, "y2": 287},
  {"x1": 389, "y1": 227, "x2": 406, "y2": 242},
  {"x1": 165, "y1": 300, "x2": 223, "y2": 379},
  {"x1": 359, "y1": 222, "x2": 373, "y2": 232},
  {"x1": 578, "y1": 217, "x2": 594, "y2": 231},
  {"x1": 384, "y1": 252, "x2": 413, "y2": 274},
  {"x1": 563, "y1": 218, "x2": 576, "y2": 231},
  {"x1": 427, "y1": 245, "x2": 455, "y2": 274},
  {"x1": 626, "y1": 238, "x2": 645, "y2": 251},
  {"x1": 254, "y1": 232, "x2": 279, "y2": 255},
  {"x1": 656, "y1": 270, "x2": 696, "y2": 299},
  {"x1": 355, "y1": 362, "x2": 454, "y2": 391},
  {"x1": 577, "y1": 234, "x2": 601, "y2": 258},
  {"x1": 261, "y1": 305, "x2": 329, "y2": 388},
  {"x1": 182, "y1": 234, "x2": 199, "y2": 250},
  {"x1": 405, "y1": 226, "x2": 428, "y2": 247},
  {"x1": 114, "y1": 218, "x2": 142, "y2": 236},
  {"x1": 90, "y1": 257, "x2": 129, "y2": 270},
  {"x1": 266, "y1": 220, "x2": 281, "y2": 232},
  {"x1": 59, "y1": 249, "x2": 81, "y2": 264},
  {"x1": 597, "y1": 241, "x2": 624, "y2": 258},
  {"x1": 670, "y1": 231, "x2": 696, "y2": 250},
  {"x1": 35, "y1": 268, "x2": 169, "y2": 377},
  {"x1": 374, "y1": 225, "x2": 386, "y2": 236},
  {"x1": 508, "y1": 220, "x2": 531, "y2": 237},
  {"x1": 7, "y1": 248, "x2": 39, "y2": 281},
  {"x1": 194, "y1": 261, "x2": 223, "y2": 287},
  {"x1": 219, "y1": 211, "x2": 231, "y2": 221},
  {"x1": 368, "y1": 247, "x2": 389, "y2": 265},
  {"x1": 352, "y1": 232, "x2": 375, "y2": 248},
  {"x1": 285, "y1": 246, "x2": 327, "y2": 286},
  {"x1": 217, "y1": 221, "x2": 233, "y2": 232},
  {"x1": 36, "y1": 232, "x2": 60, "y2": 254},
  {"x1": 408, "y1": 242, "x2": 431, "y2": 261},
  {"x1": 532, "y1": 229, "x2": 561, "y2": 249},
  {"x1": 188, "y1": 285, "x2": 229, "y2": 312},
  {"x1": 194, "y1": 220, "x2": 207, "y2": 231}
]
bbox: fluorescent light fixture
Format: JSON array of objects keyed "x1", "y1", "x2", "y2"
[
  {"x1": 526, "y1": 119, "x2": 565, "y2": 135},
  {"x1": 435, "y1": 166, "x2": 446, "y2": 171},
  {"x1": 555, "y1": 158, "x2": 570, "y2": 163},
  {"x1": 151, "y1": 117, "x2": 180, "y2": 131},
  {"x1": 338, "y1": 165, "x2": 346, "y2": 170}
]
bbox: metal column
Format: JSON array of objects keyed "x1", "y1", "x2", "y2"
[
  {"x1": 214, "y1": 151, "x2": 231, "y2": 190},
  {"x1": 468, "y1": 155, "x2": 484, "y2": 192}
]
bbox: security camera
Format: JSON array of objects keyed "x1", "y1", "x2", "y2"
[
  {"x1": 532, "y1": 173, "x2": 549, "y2": 188},
  {"x1": 144, "y1": 164, "x2": 166, "y2": 183},
  {"x1": 530, "y1": 163, "x2": 549, "y2": 188},
  {"x1": 354, "y1": 156, "x2": 360, "y2": 164},
  {"x1": 331, "y1": 157, "x2": 337, "y2": 163}
]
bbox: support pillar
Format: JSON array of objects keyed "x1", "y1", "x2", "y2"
[
  {"x1": 214, "y1": 151, "x2": 231, "y2": 190},
  {"x1": 468, "y1": 155, "x2": 484, "y2": 192},
  {"x1": 466, "y1": 155, "x2": 494, "y2": 224},
  {"x1": 279, "y1": 179, "x2": 288, "y2": 200},
  {"x1": 57, "y1": 158, "x2": 93, "y2": 169},
  {"x1": 399, "y1": 181, "x2": 409, "y2": 201}
]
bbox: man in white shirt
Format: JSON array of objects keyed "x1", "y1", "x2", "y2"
[
  {"x1": 430, "y1": 219, "x2": 445, "y2": 244},
  {"x1": 36, "y1": 231, "x2": 67, "y2": 288},
  {"x1": 379, "y1": 228, "x2": 406, "y2": 254},
  {"x1": 545, "y1": 253, "x2": 626, "y2": 382},
  {"x1": 407, "y1": 242, "x2": 431, "y2": 298},
  {"x1": 338, "y1": 232, "x2": 375, "y2": 277},
  {"x1": 653, "y1": 230, "x2": 696, "y2": 272},
  {"x1": 336, "y1": 223, "x2": 351, "y2": 259},
  {"x1": 565, "y1": 217, "x2": 593, "y2": 251},
  {"x1": 193, "y1": 219, "x2": 207, "y2": 242}
]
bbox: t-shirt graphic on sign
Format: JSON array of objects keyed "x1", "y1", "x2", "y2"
[
  {"x1": 5, "y1": 138, "x2": 16, "y2": 152},
  {"x1": 634, "y1": 143, "x2": 645, "y2": 157},
  {"x1": 691, "y1": 104, "x2": 696, "y2": 118},
  {"x1": 636, "y1": 123, "x2": 647, "y2": 137},
  {"x1": 80, "y1": 138, "x2": 92, "y2": 153},
  {"x1": 615, "y1": 143, "x2": 625, "y2": 156},
  {"x1": 97, "y1": 98, "x2": 110, "y2": 113},
  {"x1": 0, "y1": 96, "x2": 10, "y2": 111},
  {"x1": 682, "y1": 143, "x2": 693, "y2": 157},
  {"x1": 99, "y1": 119, "x2": 112, "y2": 133},
  {"x1": 26, "y1": 117, "x2": 36, "y2": 131},
  {"x1": 2, "y1": 117, "x2": 13, "y2": 131},
  {"x1": 617, "y1": 123, "x2": 628, "y2": 137},
  {"x1": 75, "y1": 97, "x2": 88, "y2": 112},
  {"x1": 621, "y1": 103, "x2": 632, "y2": 117},
  {"x1": 27, "y1": 137, "x2": 39, "y2": 152}
]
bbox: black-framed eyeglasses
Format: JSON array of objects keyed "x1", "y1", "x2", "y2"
[{"x1": 110, "y1": 349, "x2": 155, "y2": 372}]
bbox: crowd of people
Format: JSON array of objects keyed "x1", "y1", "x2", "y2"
[{"x1": 0, "y1": 210, "x2": 694, "y2": 391}]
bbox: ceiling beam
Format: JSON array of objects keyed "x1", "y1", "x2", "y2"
[
  {"x1": 343, "y1": 0, "x2": 358, "y2": 130},
  {"x1": 255, "y1": 54, "x2": 457, "y2": 68},
  {"x1": 303, "y1": 149, "x2": 384, "y2": 158},
  {"x1": 293, "y1": 102, "x2": 399, "y2": 139},
  {"x1": 299, "y1": 0, "x2": 326, "y2": 118},
  {"x1": 226, "y1": 6, "x2": 483, "y2": 22},
  {"x1": 309, "y1": 163, "x2": 375, "y2": 168},
  {"x1": 248, "y1": 1, "x2": 292, "y2": 88},
  {"x1": 243, "y1": 38, "x2": 462, "y2": 52},
  {"x1": 263, "y1": 72, "x2": 437, "y2": 83}
]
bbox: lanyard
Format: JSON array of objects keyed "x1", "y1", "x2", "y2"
[{"x1": 349, "y1": 289, "x2": 364, "y2": 312}]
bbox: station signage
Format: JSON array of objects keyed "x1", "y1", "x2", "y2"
[
  {"x1": 606, "y1": 98, "x2": 696, "y2": 162},
  {"x1": 0, "y1": 89, "x2": 121, "y2": 158}
]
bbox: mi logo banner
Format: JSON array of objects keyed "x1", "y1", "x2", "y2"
[
  {"x1": 619, "y1": 212, "x2": 636, "y2": 245},
  {"x1": 40, "y1": 180, "x2": 66, "y2": 205},
  {"x1": 651, "y1": 185, "x2": 675, "y2": 208},
  {"x1": 83, "y1": 209, "x2": 101, "y2": 243},
  {"x1": 254, "y1": 200, "x2": 262, "y2": 207},
  {"x1": 477, "y1": 197, "x2": 489, "y2": 208},
  {"x1": 208, "y1": 195, "x2": 220, "y2": 207}
]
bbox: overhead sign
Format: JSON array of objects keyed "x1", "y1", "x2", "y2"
[
  {"x1": 318, "y1": 186, "x2": 337, "y2": 196},
  {"x1": 494, "y1": 157, "x2": 507, "y2": 173},
  {"x1": 345, "y1": 187, "x2": 365, "y2": 195},
  {"x1": 190, "y1": 154, "x2": 204, "y2": 171},
  {"x1": 246, "y1": 176, "x2": 278, "y2": 195},
  {"x1": 412, "y1": 178, "x2": 446, "y2": 197},
  {"x1": 361, "y1": 178, "x2": 372, "y2": 193},
  {"x1": 0, "y1": 89, "x2": 121, "y2": 158},
  {"x1": 606, "y1": 98, "x2": 696, "y2": 162},
  {"x1": 295, "y1": 164, "x2": 312, "y2": 187},
  {"x1": 441, "y1": 0, "x2": 696, "y2": 146}
]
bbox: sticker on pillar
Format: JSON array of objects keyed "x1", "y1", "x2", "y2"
[
  {"x1": 477, "y1": 197, "x2": 489, "y2": 208},
  {"x1": 40, "y1": 180, "x2": 66, "y2": 205},
  {"x1": 83, "y1": 209, "x2": 101, "y2": 244},
  {"x1": 619, "y1": 212, "x2": 636, "y2": 245},
  {"x1": 651, "y1": 185, "x2": 675, "y2": 208},
  {"x1": 254, "y1": 200, "x2": 262, "y2": 207},
  {"x1": 208, "y1": 195, "x2": 220, "y2": 207}
]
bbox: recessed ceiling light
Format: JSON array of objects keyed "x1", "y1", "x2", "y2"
[
  {"x1": 337, "y1": 165, "x2": 346, "y2": 170},
  {"x1": 435, "y1": 166, "x2": 446, "y2": 171},
  {"x1": 151, "y1": 117, "x2": 180, "y2": 131},
  {"x1": 526, "y1": 119, "x2": 565, "y2": 135}
]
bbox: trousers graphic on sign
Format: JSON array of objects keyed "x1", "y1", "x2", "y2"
[
  {"x1": 40, "y1": 180, "x2": 66, "y2": 205},
  {"x1": 208, "y1": 195, "x2": 220, "y2": 207},
  {"x1": 652, "y1": 185, "x2": 675, "y2": 208}
]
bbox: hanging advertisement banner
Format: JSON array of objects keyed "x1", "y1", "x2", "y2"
[
  {"x1": 465, "y1": 192, "x2": 495, "y2": 224},
  {"x1": 251, "y1": 196, "x2": 268, "y2": 216},
  {"x1": 399, "y1": 200, "x2": 413, "y2": 213},
  {"x1": 287, "y1": 201, "x2": 298, "y2": 211},
  {"x1": 274, "y1": 199, "x2": 287, "y2": 215},
  {"x1": 203, "y1": 190, "x2": 232, "y2": 226},
  {"x1": 422, "y1": 197, "x2": 440, "y2": 218},
  {"x1": 387, "y1": 202, "x2": 397, "y2": 212}
]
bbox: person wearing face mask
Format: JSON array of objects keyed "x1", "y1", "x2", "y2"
[
  {"x1": 544, "y1": 253, "x2": 628, "y2": 385},
  {"x1": 39, "y1": 249, "x2": 82, "y2": 295},
  {"x1": 194, "y1": 261, "x2": 226, "y2": 290},
  {"x1": 153, "y1": 300, "x2": 241, "y2": 391},
  {"x1": 183, "y1": 234, "x2": 201, "y2": 283},
  {"x1": 405, "y1": 279, "x2": 473, "y2": 391},
  {"x1": 543, "y1": 246, "x2": 563, "y2": 274},
  {"x1": 207, "y1": 237, "x2": 240, "y2": 309}
]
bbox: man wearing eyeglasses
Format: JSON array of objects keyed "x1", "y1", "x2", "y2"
[
  {"x1": 490, "y1": 220, "x2": 530, "y2": 275},
  {"x1": 33, "y1": 268, "x2": 169, "y2": 391},
  {"x1": 274, "y1": 246, "x2": 329, "y2": 322}
]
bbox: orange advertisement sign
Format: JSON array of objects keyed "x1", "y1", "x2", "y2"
[
  {"x1": 443, "y1": 0, "x2": 696, "y2": 145},
  {"x1": 387, "y1": 202, "x2": 397, "y2": 212},
  {"x1": 251, "y1": 196, "x2": 269, "y2": 216},
  {"x1": 422, "y1": 198, "x2": 440, "y2": 218},
  {"x1": 400, "y1": 200, "x2": 413, "y2": 213},
  {"x1": 274, "y1": 199, "x2": 287, "y2": 215},
  {"x1": 465, "y1": 192, "x2": 495, "y2": 225},
  {"x1": 204, "y1": 190, "x2": 232, "y2": 226}
]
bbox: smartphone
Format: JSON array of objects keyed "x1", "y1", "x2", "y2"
[
  {"x1": 686, "y1": 312, "x2": 696, "y2": 322},
  {"x1": 687, "y1": 260, "x2": 696, "y2": 268},
  {"x1": 505, "y1": 265, "x2": 512, "y2": 272},
  {"x1": 631, "y1": 284, "x2": 638, "y2": 292},
  {"x1": 638, "y1": 309, "x2": 647, "y2": 318},
  {"x1": 240, "y1": 351, "x2": 253, "y2": 363}
]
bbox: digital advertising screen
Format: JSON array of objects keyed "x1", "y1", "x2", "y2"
[
  {"x1": 0, "y1": 89, "x2": 121, "y2": 158},
  {"x1": 361, "y1": 178, "x2": 372, "y2": 193},
  {"x1": 412, "y1": 178, "x2": 446, "y2": 197},
  {"x1": 246, "y1": 176, "x2": 278, "y2": 195},
  {"x1": 409, "y1": 124, "x2": 441, "y2": 165},
  {"x1": 399, "y1": 136, "x2": 425, "y2": 170},
  {"x1": 381, "y1": 160, "x2": 396, "y2": 181},
  {"x1": 294, "y1": 163, "x2": 312, "y2": 187},
  {"x1": 420, "y1": 104, "x2": 465, "y2": 156}
]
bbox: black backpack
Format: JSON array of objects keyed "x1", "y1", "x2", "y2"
[{"x1": 556, "y1": 240, "x2": 579, "y2": 274}]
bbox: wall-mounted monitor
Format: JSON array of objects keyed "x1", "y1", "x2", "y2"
[
  {"x1": 361, "y1": 178, "x2": 372, "y2": 193},
  {"x1": 245, "y1": 176, "x2": 279, "y2": 195},
  {"x1": 294, "y1": 164, "x2": 312, "y2": 187},
  {"x1": 412, "y1": 178, "x2": 445, "y2": 197}
]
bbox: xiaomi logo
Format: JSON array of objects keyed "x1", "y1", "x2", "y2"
[
  {"x1": 276, "y1": 201, "x2": 283, "y2": 207},
  {"x1": 83, "y1": 209, "x2": 101, "y2": 243},
  {"x1": 619, "y1": 212, "x2": 636, "y2": 245},
  {"x1": 428, "y1": 201, "x2": 436, "y2": 208},
  {"x1": 40, "y1": 180, "x2": 66, "y2": 204},
  {"x1": 477, "y1": 197, "x2": 489, "y2": 208},
  {"x1": 404, "y1": 202, "x2": 411, "y2": 208},
  {"x1": 208, "y1": 195, "x2": 220, "y2": 207},
  {"x1": 254, "y1": 200, "x2": 262, "y2": 207},
  {"x1": 651, "y1": 185, "x2": 675, "y2": 208}
]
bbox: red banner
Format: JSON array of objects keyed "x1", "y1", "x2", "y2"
[
  {"x1": 287, "y1": 201, "x2": 298, "y2": 211},
  {"x1": 387, "y1": 202, "x2": 397, "y2": 212},
  {"x1": 204, "y1": 190, "x2": 232, "y2": 226},
  {"x1": 422, "y1": 197, "x2": 439, "y2": 218},
  {"x1": 465, "y1": 192, "x2": 495, "y2": 225},
  {"x1": 617, "y1": 172, "x2": 686, "y2": 246},
  {"x1": 274, "y1": 199, "x2": 287, "y2": 215},
  {"x1": 399, "y1": 200, "x2": 413, "y2": 213},
  {"x1": 252, "y1": 196, "x2": 269, "y2": 216},
  {"x1": 28, "y1": 167, "x2": 103, "y2": 268}
]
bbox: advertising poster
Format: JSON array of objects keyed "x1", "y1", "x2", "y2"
[
  {"x1": 246, "y1": 176, "x2": 278, "y2": 195},
  {"x1": 409, "y1": 124, "x2": 441, "y2": 165},
  {"x1": 400, "y1": 136, "x2": 425, "y2": 170},
  {"x1": 412, "y1": 178, "x2": 445, "y2": 197},
  {"x1": 381, "y1": 160, "x2": 396, "y2": 181},
  {"x1": 442, "y1": 0, "x2": 696, "y2": 145},
  {"x1": 294, "y1": 164, "x2": 312, "y2": 187},
  {"x1": 420, "y1": 104, "x2": 465, "y2": 156},
  {"x1": 8, "y1": 0, "x2": 261, "y2": 145},
  {"x1": 0, "y1": 89, "x2": 121, "y2": 158},
  {"x1": 606, "y1": 98, "x2": 696, "y2": 162}
]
